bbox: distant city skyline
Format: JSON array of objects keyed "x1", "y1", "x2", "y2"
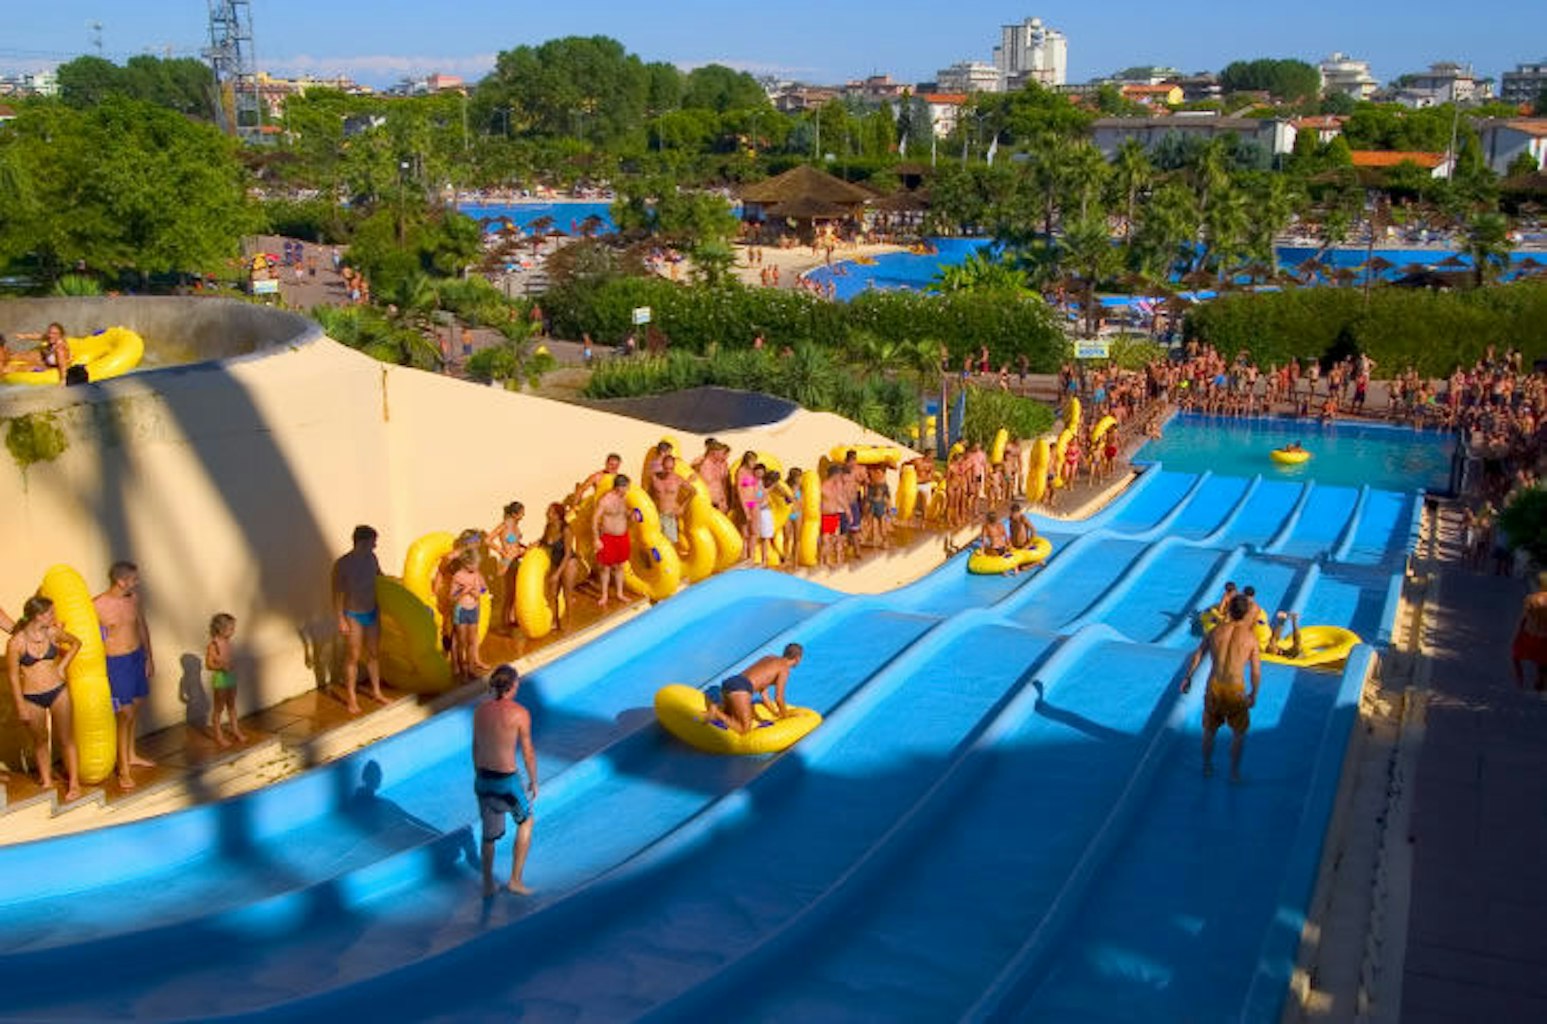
[{"x1": 2, "y1": 0, "x2": 1541, "y2": 92}]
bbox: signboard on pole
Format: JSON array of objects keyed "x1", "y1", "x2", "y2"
[
  {"x1": 631, "y1": 306, "x2": 652, "y2": 326},
  {"x1": 1074, "y1": 339, "x2": 1110, "y2": 360}
]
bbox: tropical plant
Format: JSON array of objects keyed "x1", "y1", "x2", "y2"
[{"x1": 1465, "y1": 212, "x2": 1514, "y2": 288}]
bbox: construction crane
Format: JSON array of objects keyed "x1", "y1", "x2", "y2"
[{"x1": 203, "y1": 0, "x2": 261, "y2": 138}]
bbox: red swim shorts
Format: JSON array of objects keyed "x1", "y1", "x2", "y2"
[
  {"x1": 1513, "y1": 628, "x2": 1547, "y2": 664},
  {"x1": 598, "y1": 532, "x2": 631, "y2": 566},
  {"x1": 820, "y1": 513, "x2": 841, "y2": 536}
]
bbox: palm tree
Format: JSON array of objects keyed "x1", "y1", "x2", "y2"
[
  {"x1": 1465, "y1": 212, "x2": 1513, "y2": 287},
  {"x1": 1063, "y1": 214, "x2": 1120, "y2": 338},
  {"x1": 931, "y1": 250, "x2": 1029, "y2": 294},
  {"x1": 1110, "y1": 139, "x2": 1153, "y2": 240},
  {"x1": 1063, "y1": 141, "x2": 1110, "y2": 223}
]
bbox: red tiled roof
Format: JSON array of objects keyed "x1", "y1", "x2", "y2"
[
  {"x1": 1294, "y1": 115, "x2": 1347, "y2": 130},
  {"x1": 1349, "y1": 150, "x2": 1446, "y2": 169},
  {"x1": 921, "y1": 93, "x2": 967, "y2": 105},
  {"x1": 0, "y1": 104, "x2": 16, "y2": 118},
  {"x1": 1504, "y1": 119, "x2": 1547, "y2": 138}
]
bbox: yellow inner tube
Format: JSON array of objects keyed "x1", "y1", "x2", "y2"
[
  {"x1": 1200, "y1": 609, "x2": 1360, "y2": 667},
  {"x1": 828, "y1": 445, "x2": 902, "y2": 467},
  {"x1": 1270, "y1": 448, "x2": 1311, "y2": 465},
  {"x1": 967, "y1": 536, "x2": 1053, "y2": 575},
  {"x1": 1, "y1": 327, "x2": 145, "y2": 386},
  {"x1": 36, "y1": 565, "x2": 116, "y2": 783},
  {"x1": 653, "y1": 683, "x2": 822, "y2": 755}
]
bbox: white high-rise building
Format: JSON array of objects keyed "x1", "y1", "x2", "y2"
[
  {"x1": 1319, "y1": 53, "x2": 1378, "y2": 100},
  {"x1": 993, "y1": 16, "x2": 1067, "y2": 87}
]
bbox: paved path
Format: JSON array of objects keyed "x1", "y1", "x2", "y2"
[{"x1": 1400, "y1": 507, "x2": 1547, "y2": 1022}]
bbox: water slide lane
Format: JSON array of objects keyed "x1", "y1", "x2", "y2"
[
  {"x1": 1165, "y1": 475, "x2": 1249, "y2": 538},
  {"x1": 1271, "y1": 483, "x2": 1361, "y2": 560},
  {"x1": 1220, "y1": 478, "x2": 1304, "y2": 548},
  {"x1": 735, "y1": 640, "x2": 1186, "y2": 1023},
  {"x1": 1097, "y1": 471, "x2": 1199, "y2": 534},
  {"x1": 1006, "y1": 656, "x2": 1360, "y2": 1023},
  {"x1": 1340, "y1": 489, "x2": 1417, "y2": 568},
  {"x1": 1002, "y1": 539, "x2": 1152, "y2": 634}
]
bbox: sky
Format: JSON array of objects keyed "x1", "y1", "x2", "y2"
[{"x1": 1, "y1": 0, "x2": 1539, "y2": 89}]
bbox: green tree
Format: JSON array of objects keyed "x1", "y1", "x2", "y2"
[
  {"x1": 1110, "y1": 139, "x2": 1153, "y2": 239},
  {"x1": 55, "y1": 56, "x2": 124, "y2": 108},
  {"x1": 682, "y1": 64, "x2": 769, "y2": 113},
  {"x1": 1218, "y1": 58, "x2": 1321, "y2": 102},
  {"x1": 0, "y1": 97, "x2": 255, "y2": 281},
  {"x1": 1465, "y1": 212, "x2": 1514, "y2": 287},
  {"x1": 1507, "y1": 151, "x2": 1541, "y2": 179},
  {"x1": 932, "y1": 250, "x2": 1029, "y2": 293},
  {"x1": 478, "y1": 36, "x2": 648, "y2": 143}
]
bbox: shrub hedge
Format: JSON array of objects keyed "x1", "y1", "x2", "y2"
[
  {"x1": 544, "y1": 277, "x2": 1067, "y2": 370},
  {"x1": 1184, "y1": 282, "x2": 1547, "y2": 376}
]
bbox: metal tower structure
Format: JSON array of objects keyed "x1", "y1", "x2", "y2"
[{"x1": 204, "y1": 0, "x2": 261, "y2": 138}]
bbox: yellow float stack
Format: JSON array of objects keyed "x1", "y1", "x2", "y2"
[{"x1": 37, "y1": 565, "x2": 116, "y2": 783}]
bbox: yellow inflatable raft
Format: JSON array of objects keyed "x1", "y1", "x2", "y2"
[
  {"x1": 376, "y1": 576, "x2": 453, "y2": 692},
  {"x1": 797, "y1": 467, "x2": 821, "y2": 567},
  {"x1": 1270, "y1": 448, "x2": 1311, "y2": 465},
  {"x1": 896, "y1": 462, "x2": 919, "y2": 521},
  {"x1": 989, "y1": 427, "x2": 1009, "y2": 466},
  {"x1": 1199, "y1": 609, "x2": 1359, "y2": 668},
  {"x1": 1, "y1": 327, "x2": 145, "y2": 386},
  {"x1": 828, "y1": 445, "x2": 903, "y2": 467},
  {"x1": 513, "y1": 546, "x2": 560, "y2": 640},
  {"x1": 1026, "y1": 437, "x2": 1052, "y2": 503},
  {"x1": 623, "y1": 485, "x2": 683, "y2": 601},
  {"x1": 1090, "y1": 415, "x2": 1118, "y2": 443},
  {"x1": 402, "y1": 532, "x2": 492, "y2": 641},
  {"x1": 653, "y1": 683, "x2": 822, "y2": 755},
  {"x1": 967, "y1": 536, "x2": 1053, "y2": 575},
  {"x1": 37, "y1": 565, "x2": 116, "y2": 783}
]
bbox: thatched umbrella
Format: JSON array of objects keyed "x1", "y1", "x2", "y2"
[
  {"x1": 1437, "y1": 254, "x2": 1468, "y2": 269},
  {"x1": 578, "y1": 214, "x2": 608, "y2": 239}
]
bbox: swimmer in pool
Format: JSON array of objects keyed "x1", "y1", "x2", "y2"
[{"x1": 702, "y1": 644, "x2": 803, "y2": 735}]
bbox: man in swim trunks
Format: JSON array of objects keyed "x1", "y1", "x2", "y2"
[
  {"x1": 979, "y1": 513, "x2": 1013, "y2": 562},
  {"x1": 702, "y1": 643, "x2": 804, "y2": 735},
  {"x1": 1007, "y1": 503, "x2": 1037, "y2": 550},
  {"x1": 593, "y1": 475, "x2": 632, "y2": 607},
  {"x1": 472, "y1": 664, "x2": 537, "y2": 897},
  {"x1": 1512, "y1": 572, "x2": 1547, "y2": 691},
  {"x1": 692, "y1": 440, "x2": 731, "y2": 512},
  {"x1": 94, "y1": 561, "x2": 156, "y2": 789},
  {"x1": 1182, "y1": 593, "x2": 1261, "y2": 781},
  {"x1": 573, "y1": 453, "x2": 623, "y2": 505},
  {"x1": 819, "y1": 464, "x2": 847, "y2": 567},
  {"x1": 649, "y1": 454, "x2": 690, "y2": 547},
  {"x1": 332, "y1": 525, "x2": 384, "y2": 714}
]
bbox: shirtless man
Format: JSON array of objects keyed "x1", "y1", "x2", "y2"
[
  {"x1": 649, "y1": 454, "x2": 691, "y2": 548},
  {"x1": 1511, "y1": 572, "x2": 1547, "y2": 690},
  {"x1": 331, "y1": 525, "x2": 384, "y2": 713},
  {"x1": 1002, "y1": 438, "x2": 1023, "y2": 497},
  {"x1": 472, "y1": 665, "x2": 538, "y2": 897},
  {"x1": 843, "y1": 452, "x2": 865, "y2": 560},
  {"x1": 979, "y1": 514, "x2": 1012, "y2": 559},
  {"x1": 94, "y1": 562, "x2": 156, "y2": 789},
  {"x1": 819, "y1": 465, "x2": 847, "y2": 566},
  {"x1": 692, "y1": 441, "x2": 731, "y2": 512},
  {"x1": 1182, "y1": 594, "x2": 1262, "y2": 781},
  {"x1": 593, "y1": 476, "x2": 632, "y2": 607},
  {"x1": 1007, "y1": 503, "x2": 1037, "y2": 550},
  {"x1": 703, "y1": 644, "x2": 804, "y2": 735},
  {"x1": 573, "y1": 453, "x2": 623, "y2": 505},
  {"x1": 643, "y1": 440, "x2": 673, "y2": 482}
]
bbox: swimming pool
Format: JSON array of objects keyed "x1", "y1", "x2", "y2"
[
  {"x1": 459, "y1": 201, "x2": 617, "y2": 235},
  {"x1": 1138, "y1": 414, "x2": 1456, "y2": 493},
  {"x1": 0, "y1": 426, "x2": 1442, "y2": 1021},
  {"x1": 808, "y1": 242, "x2": 1542, "y2": 302}
]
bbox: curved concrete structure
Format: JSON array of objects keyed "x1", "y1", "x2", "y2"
[{"x1": 0, "y1": 299, "x2": 901, "y2": 741}]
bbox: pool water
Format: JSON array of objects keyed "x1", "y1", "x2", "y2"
[{"x1": 1138, "y1": 414, "x2": 1455, "y2": 492}]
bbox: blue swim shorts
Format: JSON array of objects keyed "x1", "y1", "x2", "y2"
[
  {"x1": 475, "y1": 767, "x2": 531, "y2": 841},
  {"x1": 107, "y1": 647, "x2": 149, "y2": 712}
]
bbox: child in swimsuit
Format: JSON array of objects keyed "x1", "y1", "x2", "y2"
[
  {"x1": 450, "y1": 551, "x2": 489, "y2": 681},
  {"x1": 206, "y1": 613, "x2": 246, "y2": 747},
  {"x1": 782, "y1": 468, "x2": 802, "y2": 566}
]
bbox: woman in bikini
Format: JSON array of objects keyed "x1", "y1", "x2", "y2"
[
  {"x1": 540, "y1": 502, "x2": 583, "y2": 632},
  {"x1": 735, "y1": 451, "x2": 761, "y2": 555},
  {"x1": 488, "y1": 501, "x2": 527, "y2": 630},
  {"x1": 5, "y1": 596, "x2": 82, "y2": 800}
]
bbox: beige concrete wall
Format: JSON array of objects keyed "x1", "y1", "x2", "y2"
[{"x1": 0, "y1": 299, "x2": 906, "y2": 739}]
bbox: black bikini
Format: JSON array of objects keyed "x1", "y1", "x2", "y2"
[{"x1": 18, "y1": 641, "x2": 64, "y2": 708}]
